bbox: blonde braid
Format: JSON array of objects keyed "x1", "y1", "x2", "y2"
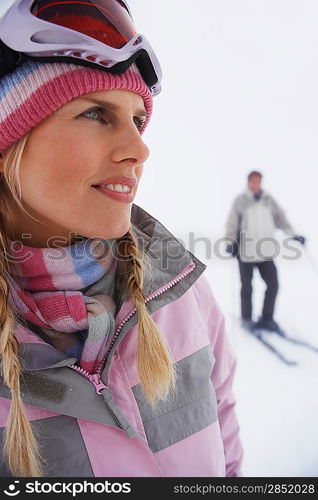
[
  {"x1": 118, "y1": 229, "x2": 176, "y2": 405},
  {"x1": 0, "y1": 136, "x2": 44, "y2": 476}
]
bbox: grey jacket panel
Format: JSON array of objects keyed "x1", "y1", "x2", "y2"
[
  {"x1": 18, "y1": 342, "x2": 77, "y2": 371},
  {"x1": 132, "y1": 346, "x2": 218, "y2": 452},
  {"x1": 0, "y1": 415, "x2": 94, "y2": 477},
  {"x1": 0, "y1": 366, "x2": 125, "y2": 429}
]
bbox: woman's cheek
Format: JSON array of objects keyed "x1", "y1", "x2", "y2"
[{"x1": 136, "y1": 164, "x2": 144, "y2": 181}]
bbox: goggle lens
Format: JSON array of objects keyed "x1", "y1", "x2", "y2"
[{"x1": 31, "y1": 0, "x2": 137, "y2": 49}]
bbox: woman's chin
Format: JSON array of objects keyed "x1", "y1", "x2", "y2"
[{"x1": 80, "y1": 222, "x2": 132, "y2": 241}]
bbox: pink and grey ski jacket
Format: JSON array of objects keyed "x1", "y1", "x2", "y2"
[{"x1": 0, "y1": 204, "x2": 243, "y2": 477}]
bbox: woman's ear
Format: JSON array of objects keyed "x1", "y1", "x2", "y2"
[{"x1": 0, "y1": 153, "x2": 3, "y2": 173}]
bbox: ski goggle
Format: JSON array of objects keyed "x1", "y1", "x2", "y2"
[{"x1": 0, "y1": 0, "x2": 162, "y2": 95}]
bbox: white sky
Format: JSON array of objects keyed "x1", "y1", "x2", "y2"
[{"x1": 1, "y1": 0, "x2": 318, "y2": 477}]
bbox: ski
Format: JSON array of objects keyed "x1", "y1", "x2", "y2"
[
  {"x1": 250, "y1": 329, "x2": 298, "y2": 366},
  {"x1": 264, "y1": 328, "x2": 318, "y2": 353},
  {"x1": 235, "y1": 315, "x2": 316, "y2": 365}
]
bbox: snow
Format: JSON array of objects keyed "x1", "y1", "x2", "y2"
[
  {"x1": 203, "y1": 256, "x2": 318, "y2": 477},
  {"x1": 1, "y1": 0, "x2": 318, "y2": 477}
]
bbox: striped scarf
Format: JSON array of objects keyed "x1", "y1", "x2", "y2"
[{"x1": 7, "y1": 237, "x2": 118, "y2": 374}]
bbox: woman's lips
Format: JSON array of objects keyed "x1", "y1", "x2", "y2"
[
  {"x1": 92, "y1": 185, "x2": 135, "y2": 203},
  {"x1": 92, "y1": 176, "x2": 137, "y2": 190}
]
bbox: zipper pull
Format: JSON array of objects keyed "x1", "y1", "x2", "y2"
[
  {"x1": 89, "y1": 373, "x2": 109, "y2": 394},
  {"x1": 88, "y1": 373, "x2": 137, "y2": 439}
]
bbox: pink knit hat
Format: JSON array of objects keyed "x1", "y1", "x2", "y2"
[{"x1": 0, "y1": 60, "x2": 153, "y2": 153}]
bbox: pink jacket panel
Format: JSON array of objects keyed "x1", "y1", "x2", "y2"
[
  {"x1": 77, "y1": 419, "x2": 163, "y2": 477},
  {"x1": 154, "y1": 422, "x2": 225, "y2": 477}
]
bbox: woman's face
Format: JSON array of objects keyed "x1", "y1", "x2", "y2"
[{"x1": 1, "y1": 89, "x2": 150, "y2": 247}]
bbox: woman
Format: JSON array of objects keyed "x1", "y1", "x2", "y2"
[{"x1": 0, "y1": 0, "x2": 243, "y2": 477}]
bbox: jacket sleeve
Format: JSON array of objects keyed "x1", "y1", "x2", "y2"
[
  {"x1": 192, "y1": 273, "x2": 244, "y2": 477},
  {"x1": 225, "y1": 198, "x2": 241, "y2": 242},
  {"x1": 270, "y1": 195, "x2": 295, "y2": 235}
]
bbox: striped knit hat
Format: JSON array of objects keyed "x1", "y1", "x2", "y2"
[{"x1": 0, "y1": 59, "x2": 153, "y2": 153}]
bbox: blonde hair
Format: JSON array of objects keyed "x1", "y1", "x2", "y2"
[
  {"x1": 0, "y1": 134, "x2": 176, "y2": 477},
  {"x1": 117, "y1": 233, "x2": 176, "y2": 403}
]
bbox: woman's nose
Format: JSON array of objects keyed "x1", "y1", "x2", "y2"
[{"x1": 110, "y1": 125, "x2": 150, "y2": 166}]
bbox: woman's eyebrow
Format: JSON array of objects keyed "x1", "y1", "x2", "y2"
[{"x1": 78, "y1": 97, "x2": 147, "y2": 117}]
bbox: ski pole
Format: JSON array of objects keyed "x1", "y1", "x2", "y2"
[{"x1": 302, "y1": 246, "x2": 318, "y2": 280}]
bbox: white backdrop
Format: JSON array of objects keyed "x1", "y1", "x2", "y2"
[{"x1": 1, "y1": 0, "x2": 318, "y2": 477}]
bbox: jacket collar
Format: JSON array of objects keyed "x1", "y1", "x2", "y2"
[
  {"x1": 245, "y1": 188, "x2": 265, "y2": 200},
  {"x1": 124, "y1": 203, "x2": 204, "y2": 297}
]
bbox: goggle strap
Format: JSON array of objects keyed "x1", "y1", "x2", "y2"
[
  {"x1": 0, "y1": 40, "x2": 26, "y2": 78},
  {"x1": 25, "y1": 48, "x2": 158, "y2": 87}
]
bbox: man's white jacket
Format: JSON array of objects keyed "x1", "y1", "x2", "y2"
[{"x1": 225, "y1": 189, "x2": 295, "y2": 263}]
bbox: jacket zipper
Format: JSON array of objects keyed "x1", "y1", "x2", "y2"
[
  {"x1": 96, "y1": 260, "x2": 196, "y2": 375},
  {"x1": 69, "y1": 364, "x2": 135, "y2": 435},
  {"x1": 68, "y1": 260, "x2": 196, "y2": 431},
  {"x1": 70, "y1": 364, "x2": 108, "y2": 394}
]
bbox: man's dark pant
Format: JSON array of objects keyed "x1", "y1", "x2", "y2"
[{"x1": 238, "y1": 259, "x2": 279, "y2": 321}]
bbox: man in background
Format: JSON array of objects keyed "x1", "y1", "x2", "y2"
[{"x1": 225, "y1": 170, "x2": 305, "y2": 332}]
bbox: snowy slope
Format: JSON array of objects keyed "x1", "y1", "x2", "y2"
[{"x1": 203, "y1": 254, "x2": 318, "y2": 477}]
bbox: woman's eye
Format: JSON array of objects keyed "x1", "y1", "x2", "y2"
[
  {"x1": 134, "y1": 117, "x2": 146, "y2": 130},
  {"x1": 82, "y1": 108, "x2": 105, "y2": 123},
  {"x1": 80, "y1": 109, "x2": 145, "y2": 129}
]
